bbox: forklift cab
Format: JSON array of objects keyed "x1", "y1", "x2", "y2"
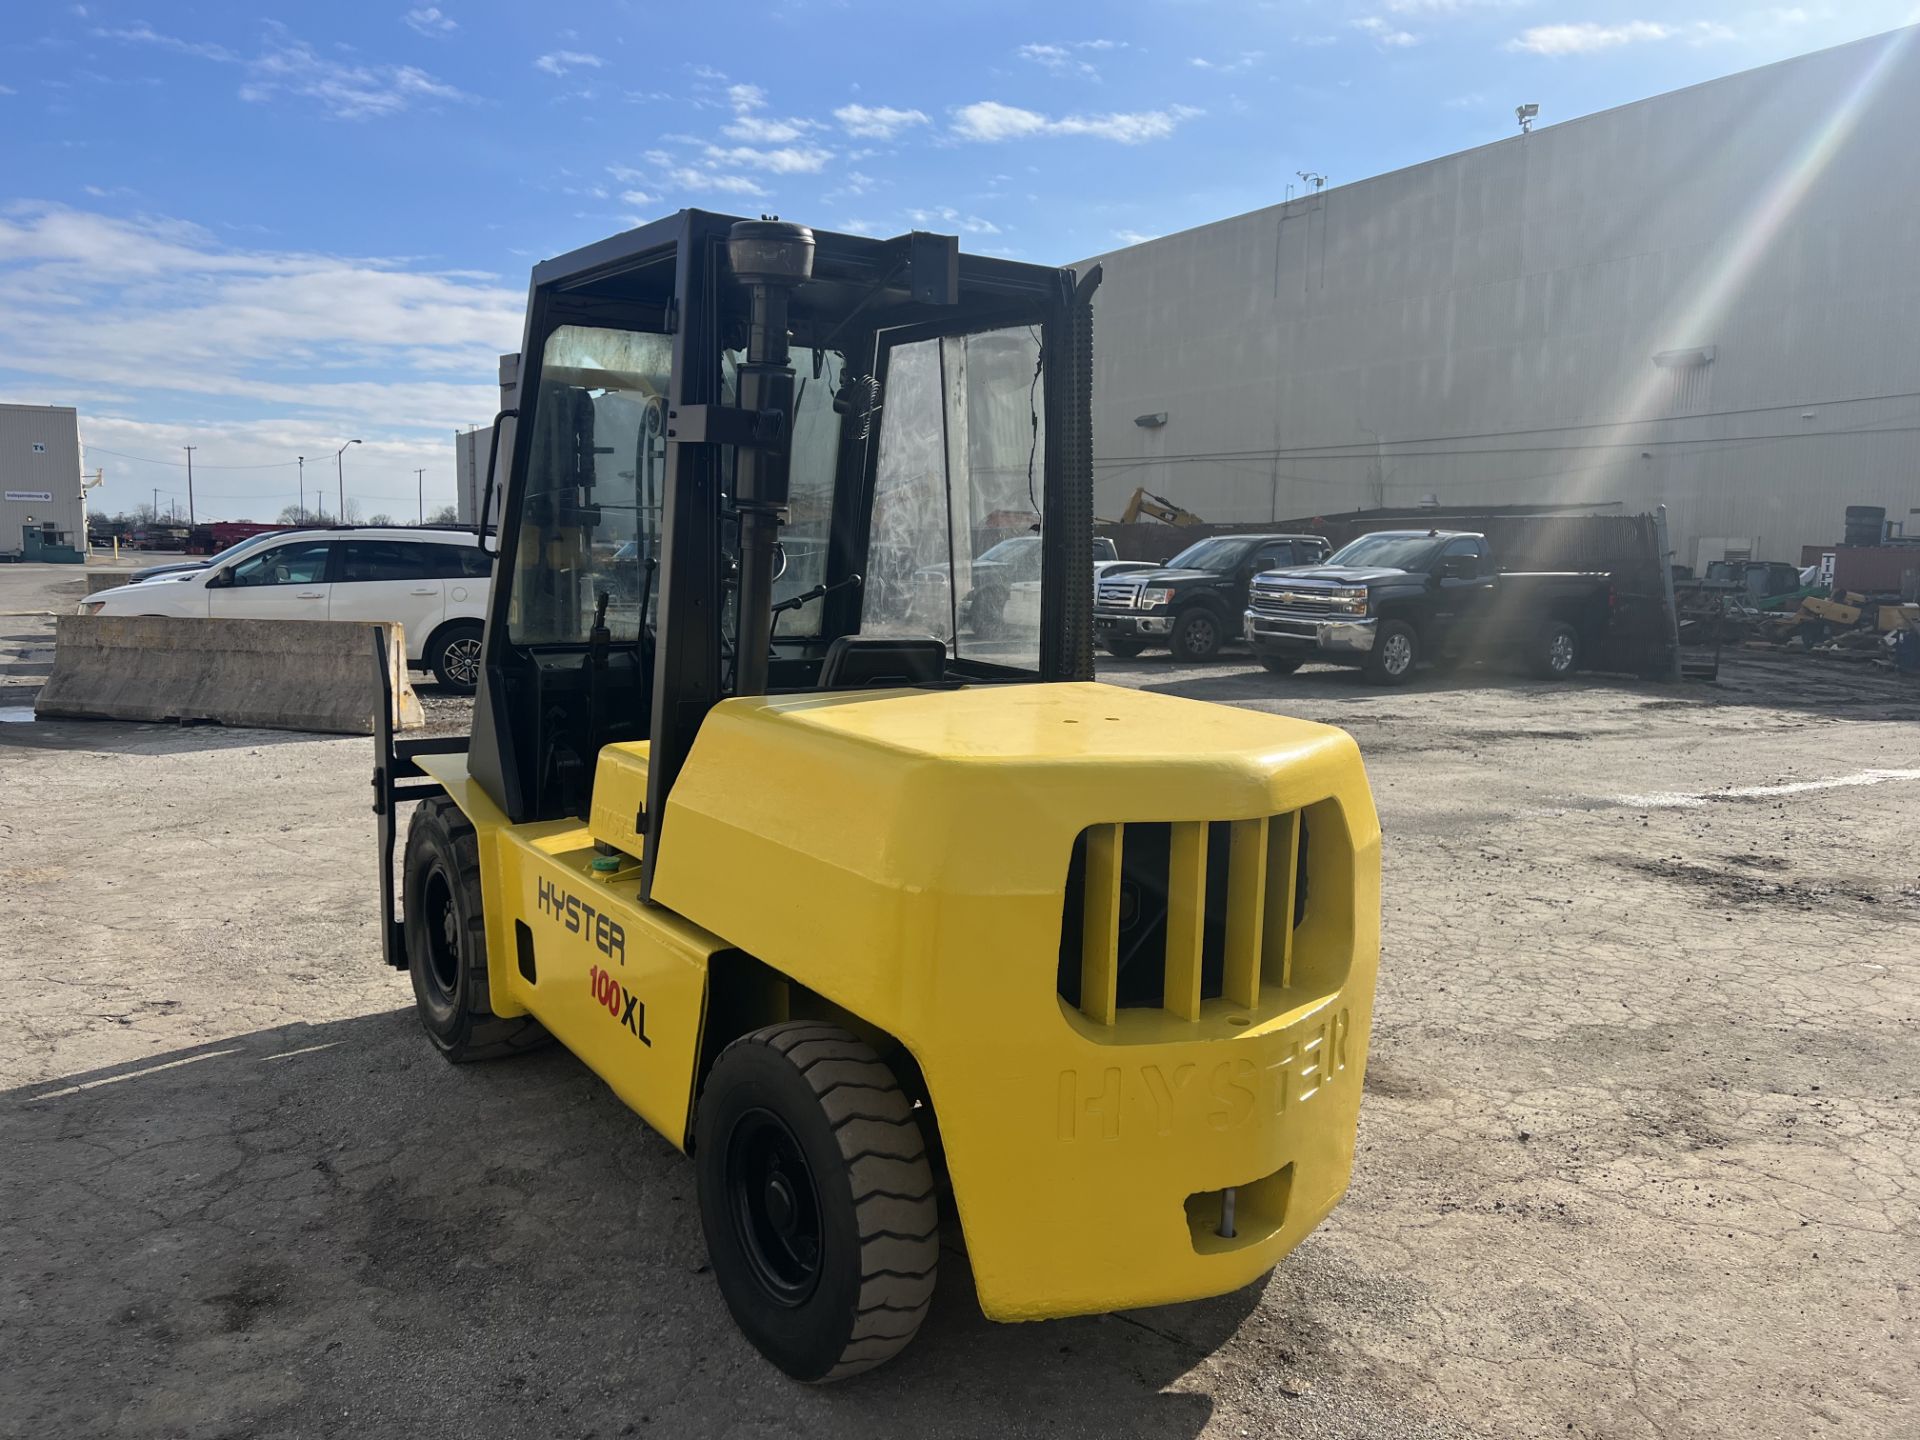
[{"x1": 464, "y1": 211, "x2": 1096, "y2": 896}]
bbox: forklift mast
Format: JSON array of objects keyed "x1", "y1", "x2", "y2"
[{"x1": 462, "y1": 211, "x2": 1099, "y2": 898}]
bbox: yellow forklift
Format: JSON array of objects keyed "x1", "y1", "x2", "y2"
[{"x1": 372, "y1": 212, "x2": 1381, "y2": 1381}]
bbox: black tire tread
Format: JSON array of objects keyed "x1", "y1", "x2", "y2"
[
  {"x1": 720, "y1": 1023, "x2": 938, "y2": 1381},
  {"x1": 407, "y1": 798, "x2": 549, "y2": 1062}
]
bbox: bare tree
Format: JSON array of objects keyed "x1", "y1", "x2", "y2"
[
  {"x1": 366, "y1": 512, "x2": 394, "y2": 526},
  {"x1": 425, "y1": 504, "x2": 459, "y2": 526}
]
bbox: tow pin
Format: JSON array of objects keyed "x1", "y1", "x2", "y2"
[{"x1": 1217, "y1": 1187, "x2": 1238, "y2": 1240}]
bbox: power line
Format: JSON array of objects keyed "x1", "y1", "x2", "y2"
[{"x1": 1094, "y1": 415, "x2": 1920, "y2": 469}]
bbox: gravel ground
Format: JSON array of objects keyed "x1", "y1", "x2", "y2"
[{"x1": 3, "y1": 563, "x2": 1917, "y2": 1439}]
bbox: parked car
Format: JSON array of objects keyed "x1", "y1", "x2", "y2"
[
  {"x1": 967, "y1": 535, "x2": 1139, "y2": 636},
  {"x1": 126, "y1": 527, "x2": 294, "y2": 584},
  {"x1": 80, "y1": 528, "x2": 495, "y2": 692},
  {"x1": 1093, "y1": 533, "x2": 1331, "y2": 661},
  {"x1": 1243, "y1": 529, "x2": 1615, "y2": 684}
]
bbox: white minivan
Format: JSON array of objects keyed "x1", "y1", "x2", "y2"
[{"x1": 81, "y1": 527, "x2": 494, "y2": 692}]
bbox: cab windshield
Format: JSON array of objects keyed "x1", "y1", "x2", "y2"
[
  {"x1": 860, "y1": 325, "x2": 1048, "y2": 669},
  {"x1": 1326, "y1": 533, "x2": 1444, "y2": 571},
  {"x1": 1165, "y1": 536, "x2": 1254, "y2": 573}
]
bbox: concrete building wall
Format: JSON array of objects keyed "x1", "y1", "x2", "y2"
[
  {"x1": 455, "y1": 352, "x2": 519, "y2": 529},
  {"x1": 0, "y1": 404, "x2": 85, "y2": 555},
  {"x1": 1080, "y1": 28, "x2": 1920, "y2": 569}
]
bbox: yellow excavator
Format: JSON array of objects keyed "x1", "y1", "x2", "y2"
[
  {"x1": 372, "y1": 212, "x2": 1380, "y2": 1381},
  {"x1": 1116, "y1": 485, "x2": 1206, "y2": 526}
]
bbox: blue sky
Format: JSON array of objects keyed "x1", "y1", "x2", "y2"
[{"x1": 3, "y1": 1, "x2": 1914, "y2": 522}]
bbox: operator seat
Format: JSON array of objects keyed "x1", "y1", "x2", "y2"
[{"x1": 817, "y1": 636, "x2": 947, "y2": 689}]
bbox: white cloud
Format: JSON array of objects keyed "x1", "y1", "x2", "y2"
[
  {"x1": 839, "y1": 218, "x2": 879, "y2": 235},
  {"x1": 1506, "y1": 19, "x2": 1740, "y2": 55},
  {"x1": 403, "y1": 7, "x2": 457, "y2": 37},
  {"x1": 950, "y1": 100, "x2": 1201, "y2": 144},
  {"x1": 1385, "y1": 0, "x2": 1518, "y2": 12},
  {"x1": 618, "y1": 189, "x2": 655, "y2": 206},
  {"x1": 242, "y1": 42, "x2": 466, "y2": 117},
  {"x1": 1508, "y1": 20, "x2": 1668, "y2": 54},
  {"x1": 1188, "y1": 51, "x2": 1265, "y2": 73},
  {"x1": 534, "y1": 50, "x2": 602, "y2": 75},
  {"x1": 833, "y1": 103, "x2": 929, "y2": 139},
  {"x1": 0, "y1": 204, "x2": 522, "y2": 516},
  {"x1": 1018, "y1": 43, "x2": 1097, "y2": 77},
  {"x1": 727, "y1": 82, "x2": 766, "y2": 111},
  {"x1": 92, "y1": 23, "x2": 237, "y2": 62},
  {"x1": 0, "y1": 84, "x2": 16, "y2": 96},
  {"x1": 905, "y1": 207, "x2": 1003, "y2": 235},
  {"x1": 1354, "y1": 17, "x2": 1421, "y2": 48},
  {"x1": 723, "y1": 114, "x2": 815, "y2": 142},
  {"x1": 1113, "y1": 229, "x2": 1158, "y2": 245},
  {"x1": 703, "y1": 143, "x2": 832, "y2": 174},
  {"x1": 664, "y1": 167, "x2": 769, "y2": 197},
  {"x1": 98, "y1": 22, "x2": 469, "y2": 118}
]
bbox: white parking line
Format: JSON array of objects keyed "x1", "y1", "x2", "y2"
[{"x1": 1618, "y1": 768, "x2": 1920, "y2": 809}]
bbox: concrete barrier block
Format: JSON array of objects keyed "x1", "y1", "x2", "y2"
[{"x1": 35, "y1": 616, "x2": 425, "y2": 735}]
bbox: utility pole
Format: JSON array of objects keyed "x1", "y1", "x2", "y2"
[
  {"x1": 182, "y1": 445, "x2": 196, "y2": 525},
  {"x1": 151, "y1": 487, "x2": 159, "y2": 522},
  {"x1": 297, "y1": 456, "x2": 305, "y2": 523},
  {"x1": 336, "y1": 439, "x2": 361, "y2": 524},
  {"x1": 416, "y1": 469, "x2": 426, "y2": 525}
]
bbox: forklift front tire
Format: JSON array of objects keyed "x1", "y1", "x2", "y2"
[
  {"x1": 402, "y1": 798, "x2": 549, "y2": 1063},
  {"x1": 696, "y1": 1023, "x2": 938, "y2": 1383}
]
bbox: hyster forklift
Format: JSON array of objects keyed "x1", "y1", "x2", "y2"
[{"x1": 371, "y1": 211, "x2": 1380, "y2": 1381}]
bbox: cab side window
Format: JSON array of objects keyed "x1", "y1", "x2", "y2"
[
  {"x1": 231, "y1": 541, "x2": 332, "y2": 587},
  {"x1": 340, "y1": 540, "x2": 432, "y2": 583},
  {"x1": 1440, "y1": 537, "x2": 1485, "y2": 577},
  {"x1": 1251, "y1": 542, "x2": 1295, "y2": 572},
  {"x1": 405, "y1": 543, "x2": 492, "y2": 580}
]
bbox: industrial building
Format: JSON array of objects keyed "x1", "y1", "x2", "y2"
[
  {"x1": 0, "y1": 404, "x2": 87, "y2": 563},
  {"x1": 454, "y1": 353, "x2": 518, "y2": 530},
  {"x1": 1081, "y1": 26, "x2": 1920, "y2": 573}
]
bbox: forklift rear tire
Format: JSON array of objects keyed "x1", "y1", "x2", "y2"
[
  {"x1": 403, "y1": 798, "x2": 550, "y2": 1063},
  {"x1": 696, "y1": 1023, "x2": 939, "y2": 1383}
]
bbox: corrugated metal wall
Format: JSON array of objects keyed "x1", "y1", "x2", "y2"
[{"x1": 1080, "y1": 27, "x2": 1920, "y2": 570}]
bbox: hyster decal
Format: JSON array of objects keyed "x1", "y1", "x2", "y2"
[
  {"x1": 1054, "y1": 1008, "x2": 1351, "y2": 1142},
  {"x1": 536, "y1": 876, "x2": 626, "y2": 963},
  {"x1": 590, "y1": 965, "x2": 651, "y2": 1045}
]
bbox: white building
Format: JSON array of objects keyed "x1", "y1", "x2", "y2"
[
  {"x1": 1080, "y1": 26, "x2": 1920, "y2": 572},
  {"x1": 0, "y1": 404, "x2": 86, "y2": 562},
  {"x1": 454, "y1": 353, "x2": 518, "y2": 530}
]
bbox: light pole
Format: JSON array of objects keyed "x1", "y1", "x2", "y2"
[
  {"x1": 183, "y1": 445, "x2": 196, "y2": 525},
  {"x1": 335, "y1": 439, "x2": 361, "y2": 523},
  {"x1": 297, "y1": 455, "x2": 305, "y2": 523},
  {"x1": 415, "y1": 469, "x2": 427, "y2": 525}
]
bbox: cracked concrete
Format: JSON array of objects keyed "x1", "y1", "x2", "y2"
[{"x1": 2, "y1": 564, "x2": 1916, "y2": 1439}]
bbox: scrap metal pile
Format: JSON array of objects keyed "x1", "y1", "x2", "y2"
[{"x1": 1680, "y1": 576, "x2": 1919, "y2": 674}]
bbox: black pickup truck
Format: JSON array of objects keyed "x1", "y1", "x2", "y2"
[
  {"x1": 1243, "y1": 529, "x2": 1615, "y2": 684},
  {"x1": 1094, "y1": 532, "x2": 1331, "y2": 661}
]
